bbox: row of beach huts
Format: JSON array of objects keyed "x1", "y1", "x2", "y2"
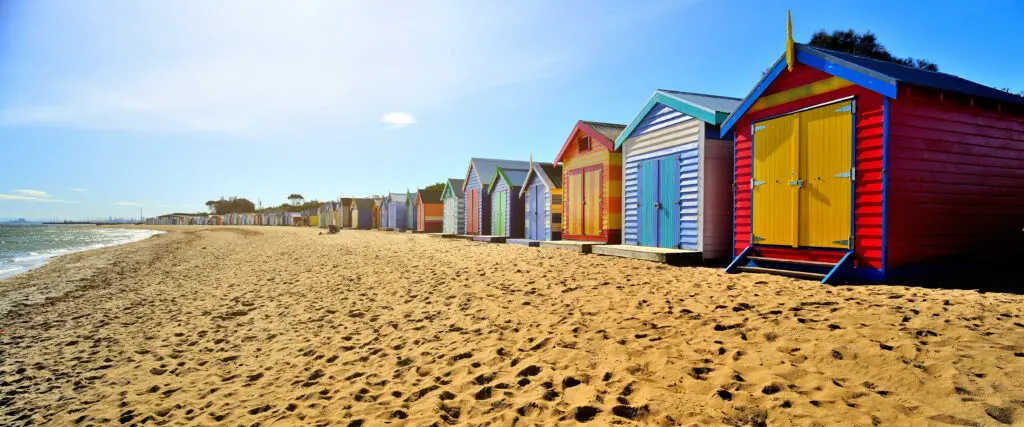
[{"x1": 146, "y1": 43, "x2": 1024, "y2": 284}]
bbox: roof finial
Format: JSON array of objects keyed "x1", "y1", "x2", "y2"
[{"x1": 786, "y1": 10, "x2": 795, "y2": 72}]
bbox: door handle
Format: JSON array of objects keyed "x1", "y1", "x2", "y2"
[
  {"x1": 788, "y1": 179, "x2": 804, "y2": 188},
  {"x1": 654, "y1": 202, "x2": 662, "y2": 209}
]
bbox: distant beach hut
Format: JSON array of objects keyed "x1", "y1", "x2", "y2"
[
  {"x1": 380, "y1": 193, "x2": 408, "y2": 231},
  {"x1": 487, "y1": 166, "x2": 530, "y2": 237},
  {"x1": 339, "y1": 198, "x2": 353, "y2": 228},
  {"x1": 350, "y1": 198, "x2": 374, "y2": 229},
  {"x1": 554, "y1": 121, "x2": 626, "y2": 243},
  {"x1": 405, "y1": 190, "x2": 418, "y2": 231},
  {"x1": 722, "y1": 42, "x2": 1024, "y2": 283},
  {"x1": 614, "y1": 90, "x2": 740, "y2": 260},
  {"x1": 441, "y1": 178, "x2": 465, "y2": 235},
  {"x1": 415, "y1": 188, "x2": 444, "y2": 232},
  {"x1": 520, "y1": 161, "x2": 562, "y2": 241},
  {"x1": 371, "y1": 198, "x2": 382, "y2": 229},
  {"x1": 463, "y1": 158, "x2": 532, "y2": 235}
]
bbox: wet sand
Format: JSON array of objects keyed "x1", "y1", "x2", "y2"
[{"x1": 1, "y1": 226, "x2": 1022, "y2": 426}]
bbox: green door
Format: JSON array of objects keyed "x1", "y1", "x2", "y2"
[{"x1": 493, "y1": 190, "x2": 507, "y2": 236}]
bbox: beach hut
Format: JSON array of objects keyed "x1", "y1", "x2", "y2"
[
  {"x1": 371, "y1": 198, "x2": 381, "y2": 229},
  {"x1": 339, "y1": 198, "x2": 353, "y2": 228},
  {"x1": 405, "y1": 190, "x2": 418, "y2": 231},
  {"x1": 380, "y1": 193, "x2": 408, "y2": 231},
  {"x1": 520, "y1": 161, "x2": 562, "y2": 241},
  {"x1": 463, "y1": 158, "x2": 532, "y2": 235},
  {"x1": 722, "y1": 42, "x2": 1024, "y2": 284},
  {"x1": 415, "y1": 188, "x2": 444, "y2": 232},
  {"x1": 612, "y1": 90, "x2": 740, "y2": 260},
  {"x1": 554, "y1": 121, "x2": 626, "y2": 243},
  {"x1": 441, "y1": 178, "x2": 465, "y2": 235},
  {"x1": 350, "y1": 198, "x2": 374, "y2": 229},
  {"x1": 487, "y1": 166, "x2": 530, "y2": 238}
]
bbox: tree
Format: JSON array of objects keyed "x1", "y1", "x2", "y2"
[
  {"x1": 809, "y1": 29, "x2": 938, "y2": 71},
  {"x1": 205, "y1": 200, "x2": 217, "y2": 213},
  {"x1": 288, "y1": 194, "x2": 305, "y2": 206},
  {"x1": 423, "y1": 182, "x2": 446, "y2": 192},
  {"x1": 205, "y1": 197, "x2": 257, "y2": 215}
]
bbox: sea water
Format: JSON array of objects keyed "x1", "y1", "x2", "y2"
[{"x1": 0, "y1": 224, "x2": 163, "y2": 279}]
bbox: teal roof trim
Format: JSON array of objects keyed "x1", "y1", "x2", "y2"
[{"x1": 614, "y1": 91, "x2": 726, "y2": 149}]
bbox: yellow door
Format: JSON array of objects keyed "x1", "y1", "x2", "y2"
[
  {"x1": 752, "y1": 100, "x2": 853, "y2": 249},
  {"x1": 799, "y1": 100, "x2": 853, "y2": 248},
  {"x1": 566, "y1": 172, "x2": 584, "y2": 236},
  {"x1": 583, "y1": 168, "x2": 603, "y2": 236},
  {"x1": 752, "y1": 113, "x2": 800, "y2": 247}
]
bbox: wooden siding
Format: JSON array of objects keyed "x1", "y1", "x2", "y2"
[
  {"x1": 490, "y1": 177, "x2": 525, "y2": 238},
  {"x1": 464, "y1": 168, "x2": 485, "y2": 235},
  {"x1": 417, "y1": 200, "x2": 443, "y2": 232},
  {"x1": 561, "y1": 130, "x2": 622, "y2": 243},
  {"x1": 733, "y1": 63, "x2": 885, "y2": 269},
  {"x1": 550, "y1": 188, "x2": 562, "y2": 239},
  {"x1": 442, "y1": 190, "x2": 465, "y2": 235},
  {"x1": 888, "y1": 89, "x2": 1024, "y2": 268}
]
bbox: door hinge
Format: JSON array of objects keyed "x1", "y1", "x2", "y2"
[
  {"x1": 752, "y1": 180, "x2": 766, "y2": 187},
  {"x1": 835, "y1": 105, "x2": 852, "y2": 113},
  {"x1": 836, "y1": 166, "x2": 857, "y2": 181},
  {"x1": 753, "y1": 125, "x2": 767, "y2": 133},
  {"x1": 751, "y1": 235, "x2": 766, "y2": 243},
  {"x1": 833, "y1": 238, "x2": 851, "y2": 247}
]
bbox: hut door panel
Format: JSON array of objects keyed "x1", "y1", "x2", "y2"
[
  {"x1": 657, "y1": 156, "x2": 681, "y2": 249},
  {"x1": 583, "y1": 168, "x2": 603, "y2": 236},
  {"x1": 798, "y1": 100, "x2": 853, "y2": 249},
  {"x1": 566, "y1": 172, "x2": 584, "y2": 237},
  {"x1": 466, "y1": 190, "x2": 478, "y2": 234},
  {"x1": 638, "y1": 159, "x2": 659, "y2": 247},
  {"x1": 527, "y1": 185, "x2": 542, "y2": 240},
  {"x1": 752, "y1": 113, "x2": 799, "y2": 247},
  {"x1": 494, "y1": 191, "x2": 507, "y2": 236}
]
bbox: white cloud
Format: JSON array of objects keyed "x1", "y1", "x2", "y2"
[
  {"x1": 13, "y1": 189, "x2": 50, "y2": 198},
  {"x1": 0, "y1": 193, "x2": 77, "y2": 203},
  {"x1": 70, "y1": 188, "x2": 89, "y2": 193},
  {"x1": 113, "y1": 201, "x2": 144, "y2": 206},
  {"x1": 381, "y1": 112, "x2": 417, "y2": 128},
  {"x1": 0, "y1": 1, "x2": 690, "y2": 136}
]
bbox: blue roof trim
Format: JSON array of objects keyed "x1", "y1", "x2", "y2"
[
  {"x1": 796, "y1": 49, "x2": 898, "y2": 99},
  {"x1": 720, "y1": 45, "x2": 902, "y2": 135},
  {"x1": 615, "y1": 91, "x2": 721, "y2": 150},
  {"x1": 720, "y1": 56, "x2": 788, "y2": 135}
]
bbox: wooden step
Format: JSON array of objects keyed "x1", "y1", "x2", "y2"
[
  {"x1": 737, "y1": 266, "x2": 827, "y2": 280},
  {"x1": 747, "y1": 256, "x2": 836, "y2": 268}
]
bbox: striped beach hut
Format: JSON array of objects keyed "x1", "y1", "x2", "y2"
[
  {"x1": 615, "y1": 90, "x2": 740, "y2": 260},
  {"x1": 350, "y1": 198, "x2": 374, "y2": 229},
  {"x1": 463, "y1": 158, "x2": 532, "y2": 235},
  {"x1": 415, "y1": 188, "x2": 444, "y2": 232},
  {"x1": 554, "y1": 121, "x2": 626, "y2": 243},
  {"x1": 441, "y1": 178, "x2": 465, "y2": 235},
  {"x1": 722, "y1": 43, "x2": 1024, "y2": 283},
  {"x1": 487, "y1": 166, "x2": 530, "y2": 238},
  {"x1": 520, "y1": 161, "x2": 562, "y2": 241},
  {"x1": 405, "y1": 190, "x2": 418, "y2": 231}
]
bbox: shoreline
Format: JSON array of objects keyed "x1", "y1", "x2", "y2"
[
  {"x1": 1, "y1": 226, "x2": 1022, "y2": 425},
  {"x1": 0, "y1": 225, "x2": 165, "y2": 281}
]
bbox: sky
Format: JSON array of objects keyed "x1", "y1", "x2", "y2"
[{"x1": 1, "y1": 0, "x2": 1022, "y2": 220}]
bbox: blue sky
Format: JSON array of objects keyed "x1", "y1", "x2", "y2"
[{"x1": 1, "y1": 0, "x2": 1022, "y2": 220}]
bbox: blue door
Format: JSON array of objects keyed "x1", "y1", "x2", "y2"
[
  {"x1": 526, "y1": 184, "x2": 543, "y2": 240},
  {"x1": 637, "y1": 155, "x2": 681, "y2": 248}
]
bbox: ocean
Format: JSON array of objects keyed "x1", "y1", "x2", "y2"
[{"x1": 0, "y1": 224, "x2": 164, "y2": 279}]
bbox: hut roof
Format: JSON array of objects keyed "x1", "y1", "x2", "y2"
[
  {"x1": 416, "y1": 189, "x2": 444, "y2": 204},
  {"x1": 488, "y1": 167, "x2": 530, "y2": 194},
  {"x1": 518, "y1": 162, "x2": 560, "y2": 198},
  {"x1": 444, "y1": 178, "x2": 465, "y2": 199},
  {"x1": 722, "y1": 43, "x2": 1024, "y2": 133},
  {"x1": 554, "y1": 121, "x2": 626, "y2": 164},
  {"x1": 463, "y1": 158, "x2": 532, "y2": 191}
]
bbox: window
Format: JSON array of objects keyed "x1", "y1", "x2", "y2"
[{"x1": 578, "y1": 136, "x2": 591, "y2": 153}]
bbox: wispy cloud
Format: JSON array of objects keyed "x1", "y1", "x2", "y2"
[
  {"x1": 381, "y1": 112, "x2": 416, "y2": 129},
  {"x1": 70, "y1": 188, "x2": 89, "y2": 193},
  {"x1": 113, "y1": 201, "x2": 144, "y2": 206},
  {"x1": 13, "y1": 189, "x2": 50, "y2": 198},
  {"x1": 0, "y1": 193, "x2": 77, "y2": 203}
]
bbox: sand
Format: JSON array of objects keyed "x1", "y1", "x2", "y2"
[{"x1": 1, "y1": 226, "x2": 1022, "y2": 426}]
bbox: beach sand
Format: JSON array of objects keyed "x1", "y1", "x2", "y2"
[{"x1": 1, "y1": 226, "x2": 1022, "y2": 426}]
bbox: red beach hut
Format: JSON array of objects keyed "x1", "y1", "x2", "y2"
[{"x1": 723, "y1": 43, "x2": 1024, "y2": 284}]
